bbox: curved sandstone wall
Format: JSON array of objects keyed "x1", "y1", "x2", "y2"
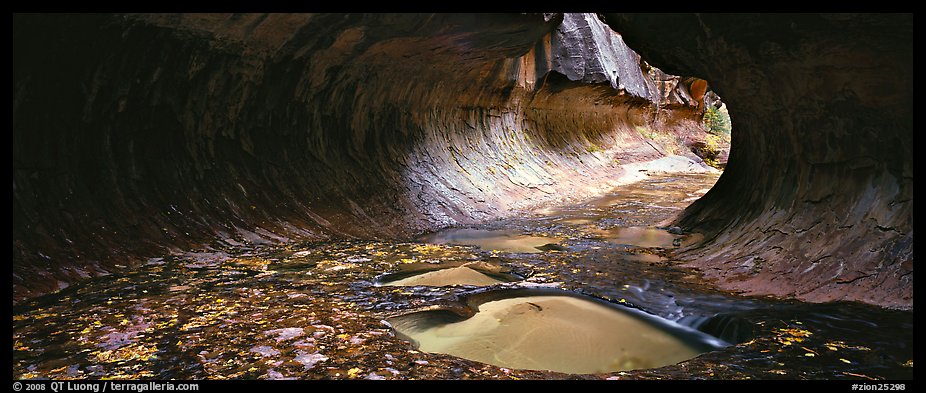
[
  {"x1": 13, "y1": 13, "x2": 706, "y2": 303},
  {"x1": 14, "y1": 13, "x2": 910, "y2": 309},
  {"x1": 606, "y1": 13, "x2": 912, "y2": 309}
]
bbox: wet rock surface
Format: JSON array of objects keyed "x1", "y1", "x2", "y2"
[{"x1": 13, "y1": 173, "x2": 913, "y2": 380}]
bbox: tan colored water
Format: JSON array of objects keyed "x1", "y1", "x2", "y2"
[
  {"x1": 593, "y1": 226, "x2": 679, "y2": 248},
  {"x1": 390, "y1": 295, "x2": 704, "y2": 374},
  {"x1": 419, "y1": 229, "x2": 558, "y2": 253}
]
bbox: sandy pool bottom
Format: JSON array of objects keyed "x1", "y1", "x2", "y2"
[
  {"x1": 389, "y1": 295, "x2": 709, "y2": 374},
  {"x1": 419, "y1": 229, "x2": 557, "y2": 253}
]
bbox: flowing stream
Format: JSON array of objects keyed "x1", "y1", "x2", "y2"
[{"x1": 12, "y1": 173, "x2": 913, "y2": 380}]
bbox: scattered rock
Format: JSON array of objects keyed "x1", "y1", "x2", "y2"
[
  {"x1": 294, "y1": 351, "x2": 328, "y2": 370},
  {"x1": 264, "y1": 328, "x2": 304, "y2": 342},
  {"x1": 249, "y1": 346, "x2": 279, "y2": 357},
  {"x1": 534, "y1": 243, "x2": 568, "y2": 252}
]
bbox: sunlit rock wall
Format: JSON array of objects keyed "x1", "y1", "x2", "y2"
[{"x1": 13, "y1": 13, "x2": 707, "y2": 303}]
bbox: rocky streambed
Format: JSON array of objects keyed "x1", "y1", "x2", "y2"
[{"x1": 13, "y1": 172, "x2": 913, "y2": 380}]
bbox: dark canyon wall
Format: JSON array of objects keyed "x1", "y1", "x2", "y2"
[
  {"x1": 605, "y1": 14, "x2": 913, "y2": 309},
  {"x1": 13, "y1": 13, "x2": 707, "y2": 303}
]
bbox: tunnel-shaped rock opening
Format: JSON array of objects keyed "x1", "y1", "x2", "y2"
[
  {"x1": 603, "y1": 13, "x2": 912, "y2": 309},
  {"x1": 13, "y1": 12, "x2": 912, "y2": 381},
  {"x1": 14, "y1": 13, "x2": 729, "y2": 303}
]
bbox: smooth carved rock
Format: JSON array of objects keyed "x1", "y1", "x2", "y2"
[
  {"x1": 16, "y1": 13, "x2": 907, "y2": 311},
  {"x1": 12, "y1": 13, "x2": 707, "y2": 303},
  {"x1": 605, "y1": 13, "x2": 912, "y2": 309}
]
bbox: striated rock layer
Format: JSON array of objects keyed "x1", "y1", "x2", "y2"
[
  {"x1": 13, "y1": 13, "x2": 708, "y2": 303},
  {"x1": 14, "y1": 13, "x2": 911, "y2": 310},
  {"x1": 606, "y1": 14, "x2": 912, "y2": 309}
]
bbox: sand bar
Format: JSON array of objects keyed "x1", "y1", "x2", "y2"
[{"x1": 382, "y1": 265, "x2": 508, "y2": 287}]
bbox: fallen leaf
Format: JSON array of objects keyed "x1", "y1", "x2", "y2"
[{"x1": 842, "y1": 372, "x2": 877, "y2": 380}]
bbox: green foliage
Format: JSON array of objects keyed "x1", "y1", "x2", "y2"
[
  {"x1": 698, "y1": 133, "x2": 725, "y2": 169},
  {"x1": 635, "y1": 126, "x2": 655, "y2": 140},
  {"x1": 700, "y1": 105, "x2": 732, "y2": 169},
  {"x1": 698, "y1": 134, "x2": 721, "y2": 168},
  {"x1": 703, "y1": 105, "x2": 732, "y2": 137}
]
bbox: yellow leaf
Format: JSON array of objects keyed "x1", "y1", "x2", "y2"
[
  {"x1": 840, "y1": 358, "x2": 852, "y2": 364},
  {"x1": 13, "y1": 341, "x2": 30, "y2": 351},
  {"x1": 800, "y1": 346, "x2": 818, "y2": 355},
  {"x1": 804, "y1": 353, "x2": 815, "y2": 357},
  {"x1": 347, "y1": 367, "x2": 361, "y2": 377},
  {"x1": 216, "y1": 299, "x2": 224, "y2": 303}
]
